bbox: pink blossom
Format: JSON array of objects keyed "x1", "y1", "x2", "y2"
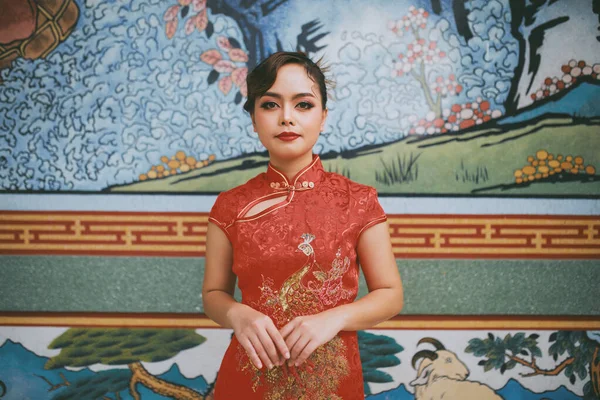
[
  {"x1": 164, "y1": 5, "x2": 179, "y2": 22},
  {"x1": 217, "y1": 36, "x2": 232, "y2": 51},
  {"x1": 214, "y1": 60, "x2": 236, "y2": 73},
  {"x1": 218, "y1": 76, "x2": 232, "y2": 95},
  {"x1": 200, "y1": 49, "x2": 222, "y2": 65}
]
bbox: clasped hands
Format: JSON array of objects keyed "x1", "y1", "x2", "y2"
[{"x1": 230, "y1": 305, "x2": 344, "y2": 370}]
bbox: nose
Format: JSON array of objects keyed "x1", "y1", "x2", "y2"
[{"x1": 280, "y1": 105, "x2": 295, "y2": 126}]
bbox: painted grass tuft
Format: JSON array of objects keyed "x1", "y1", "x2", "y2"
[
  {"x1": 455, "y1": 160, "x2": 489, "y2": 184},
  {"x1": 375, "y1": 153, "x2": 420, "y2": 186}
]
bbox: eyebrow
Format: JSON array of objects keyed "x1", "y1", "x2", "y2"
[{"x1": 261, "y1": 92, "x2": 316, "y2": 100}]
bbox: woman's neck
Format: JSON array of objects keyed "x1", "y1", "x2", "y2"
[{"x1": 269, "y1": 153, "x2": 314, "y2": 181}]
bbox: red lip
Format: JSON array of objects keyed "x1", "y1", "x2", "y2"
[
  {"x1": 276, "y1": 131, "x2": 300, "y2": 141},
  {"x1": 277, "y1": 131, "x2": 300, "y2": 137}
]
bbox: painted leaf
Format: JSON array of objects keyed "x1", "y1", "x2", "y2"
[
  {"x1": 231, "y1": 67, "x2": 248, "y2": 87},
  {"x1": 218, "y1": 76, "x2": 232, "y2": 95},
  {"x1": 207, "y1": 70, "x2": 220, "y2": 85},
  {"x1": 200, "y1": 49, "x2": 222, "y2": 65},
  {"x1": 217, "y1": 36, "x2": 232, "y2": 51},
  {"x1": 195, "y1": 9, "x2": 208, "y2": 32},
  {"x1": 166, "y1": 20, "x2": 178, "y2": 39},
  {"x1": 192, "y1": 0, "x2": 206, "y2": 12},
  {"x1": 214, "y1": 60, "x2": 235, "y2": 73},
  {"x1": 239, "y1": 81, "x2": 248, "y2": 97},
  {"x1": 206, "y1": 21, "x2": 214, "y2": 38},
  {"x1": 184, "y1": 16, "x2": 196, "y2": 35},
  {"x1": 229, "y1": 48, "x2": 249, "y2": 63},
  {"x1": 164, "y1": 5, "x2": 180, "y2": 22},
  {"x1": 180, "y1": 5, "x2": 190, "y2": 18},
  {"x1": 363, "y1": 370, "x2": 392, "y2": 383},
  {"x1": 229, "y1": 37, "x2": 242, "y2": 49},
  {"x1": 234, "y1": 91, "x2": 242, "y2": 104}
]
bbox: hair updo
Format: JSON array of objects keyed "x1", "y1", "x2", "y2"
[{"x1": 243, "y1": 51, "x2": 331, "y2": 114}]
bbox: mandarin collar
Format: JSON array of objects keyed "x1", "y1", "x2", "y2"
[{"x1": 266, "y1": 155, "x2": 324, "y2": 191}]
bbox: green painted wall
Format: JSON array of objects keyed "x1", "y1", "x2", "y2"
[{"x1": 1, "y1": 256, "x2": 598, "y2": 315}]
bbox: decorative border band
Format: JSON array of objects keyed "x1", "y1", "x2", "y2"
[
  {"x1": 0, "y1": 312, "x2": 598, "y2": 330},
  {"x1": 0, "y1": 211, "x2": 598, "y2": 259}
]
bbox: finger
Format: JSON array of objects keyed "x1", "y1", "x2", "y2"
[
  {"x1": 279, "y1": 319, "x2": 296, "y2": 340},
  {"x1": 248, "y1": 334, "x2": 271, "y2": 370},
  {"x1": 295, "y1": 341, "x2": 319, "y2": 366},
  {"x1": 256, "y1": 328, "x2": 279, "y2": 367},
  {"x1": 239, "y1": 337, "x2": 262, "y2": 370},
  {"x1": 283, "y1": 325, "x2": 302, "y2": 357},
  {"x1": 288, "y1": 335, "x2": 310, "y2": 366},
  {"x1": 266, "y1": 324, "x2": 290, "y2": 361}
]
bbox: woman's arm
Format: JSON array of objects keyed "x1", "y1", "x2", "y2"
[
  {"x1": 329, "y1": 220, "x2": 404, "y2": 329},
  {"x1": 202, "y1": 222, "x2": 237, "y2": 328},
  {"x1": 280, "y1": 221, "x2": 403, "y2": 366},
  {"x1": 202, "y1": 223, "x2": 290, "y2": 370}
]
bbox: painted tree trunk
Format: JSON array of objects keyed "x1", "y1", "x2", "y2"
[
  {"x1": 128, "y1": 362, "x2": 204, "y2": 400},
  {"x1": 591, "y1": 346, "x2": 600, "y2": 398},
  {"x1": 506, "y1": 0, "x2": 600, "y2": 111}
]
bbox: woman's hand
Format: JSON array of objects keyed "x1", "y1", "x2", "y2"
[
  {"x1": 279, "y1": 311, "x2": 346, "y2": 367},
  {"x1": 229, "y1": 304, "x2": 290, "y2": 370}
]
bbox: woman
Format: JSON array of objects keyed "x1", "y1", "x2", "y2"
[{"x1": 202, "y1": 51, "x2": 404, "y2": 399}]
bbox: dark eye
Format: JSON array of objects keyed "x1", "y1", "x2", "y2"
[
  {"x1": 446, "y1": 357, "x2": 452, "y2": 363},
  {"x1": 260, "y1": 101, "x2": 278, "y2": 110},
  {"x1": 297, "y1": 102, "x2": 314, "y2": 110}
]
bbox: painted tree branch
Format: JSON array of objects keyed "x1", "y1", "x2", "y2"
[
  {"x1": 128, "y1": 362, "x2": 203, "y2": 400},
  {"x1": 411, "y1": 61, "x2": 441, "y2": 117},
  {"x1": 507, "y1": 354, "x2": 574, "y2": 377},
  {"x1": 34, "y1": 372, "x2": 70, "y2": 392}
]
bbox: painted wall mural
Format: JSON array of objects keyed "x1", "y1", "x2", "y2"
[
  {"x1": 0, "y1": 0, "x2": 598, "y2": 195},
  {"x1": 1, "y1": 1, "x2": 599, "y2": 399},
  {"x1": 1, "y1": 324, "x2": 600, "y2": 399}
]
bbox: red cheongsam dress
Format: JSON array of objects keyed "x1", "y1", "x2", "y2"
[{"x1": 208, "y1": 154, "x2": 387, "y2": 400}]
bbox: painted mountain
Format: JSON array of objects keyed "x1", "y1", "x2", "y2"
[
  {"x1": 0, "y1": 340, "x2": 210, "y2": 400},
  {"x1": 499, "y1": 79, "x2": 600, "y2": 125},
  {"x1": 367, "y1": 380, "x2": 583, "y2": 400}
]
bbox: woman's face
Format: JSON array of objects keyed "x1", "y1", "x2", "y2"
[{"x1": 251, "y1": 63, "x2": 327, "y2": 168}]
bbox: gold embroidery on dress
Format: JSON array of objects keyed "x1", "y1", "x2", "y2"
[
  {"x1": 237, "y1": 337, "x2": 347, "y2": 399},
  {"x1": 279, "y1": 233, "x2": 319, "y2": 312},
  {"x1": 237, "y1": 234, "x2": 352, "y2": 399}
]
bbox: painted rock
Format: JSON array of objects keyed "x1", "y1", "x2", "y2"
[
  {"x1": 0, "y1": 0, "x2": 79, "y2": 71},
  {"x1": 0, "y1": 0, "x2": 37, "y2": 44}
]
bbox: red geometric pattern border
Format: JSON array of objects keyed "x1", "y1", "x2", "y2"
[{"x1": 0, "y1": 211, "x2": 598, "y2": 259}]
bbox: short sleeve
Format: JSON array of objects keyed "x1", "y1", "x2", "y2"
[
  {"x1": 358, "y1": 187, "x2": 387, "y2": 237},
  {"x1": 208, "y1": 193, "x2": 234, "y2": 242}
]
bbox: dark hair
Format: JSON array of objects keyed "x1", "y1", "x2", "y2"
[{"x1": 243, "y1": 51, "x2": 331, "y2": 114}]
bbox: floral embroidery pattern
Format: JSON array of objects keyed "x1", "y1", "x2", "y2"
[
  {"x1": 237, "y1": 233, "x2": 352, "y2": 399},
  {"x1": 237, "y1": 337, "x2": 347, "y2": 400}
]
